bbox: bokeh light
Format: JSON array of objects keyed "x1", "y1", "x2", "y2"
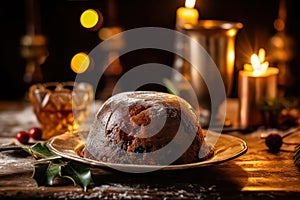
[
  {"x1": 80, "y1": 9, "x2": 103, "y2": 30},
  {"x1": 98, "y1": 26, "x2": 123, "y2": 41},
  {"x1": 70, "y1": 52, "x2": 90, "y2": 74}
]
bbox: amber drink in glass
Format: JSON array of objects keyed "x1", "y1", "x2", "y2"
[{"x1": 29, "y1": 81, "x2": 94, "y2": 140}]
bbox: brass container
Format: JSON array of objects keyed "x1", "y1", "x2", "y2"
[{"x1": 181, "y1": 20, "x2": 243, "y2": 98}]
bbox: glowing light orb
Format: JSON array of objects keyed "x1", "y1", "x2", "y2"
[
  {"x1": 71, "y1": 52, "x2": 90, "y2": 74},
  {"x1": 80, "y1": 9, "x2": 103, "y2": 30}
]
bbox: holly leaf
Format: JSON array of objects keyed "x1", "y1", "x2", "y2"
[
  {"x1": 32, "y1": 161, "x2": 63, "y2": 186},
  {"x1": 24, "y1": 142, "x2": 60, "y2": 160},
  {"x1": 294, "y1": 144, "x2": 300, "y2": 167},
  {"x1": 23, "y1": 142, "x2": 93, "y2": 191},
  {"x1": 61, "y1": 160, "x2": 93, "y2": 192},
  {"x1": 32, "y1": 162, "x2": 49, "y2": 186}
]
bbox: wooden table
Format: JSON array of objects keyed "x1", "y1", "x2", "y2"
[{"x1": 1, "y1": 100, "x2": 300, "y2": 199}]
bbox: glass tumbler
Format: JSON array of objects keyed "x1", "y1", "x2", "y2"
[{"x1": 29, "y1": 81, "x2": 94, "y2": 140}]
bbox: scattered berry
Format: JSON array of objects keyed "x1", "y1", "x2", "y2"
[
  {"x1": 265, "y1": 133, "x2": 283, "y2": 153},
  {"x1": 28, "y1": 127, "x2": 42, "y2": 140},
  {"x1": 16, "y1": 131, "x2": 30, "y2": 144}
]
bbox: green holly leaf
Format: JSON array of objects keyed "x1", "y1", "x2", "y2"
[
  {"x1": 32, "y1": 162, "x2": 49, "y2": 186},
  {"x1": 32, "y1": 161, "x2": 63, "y2": 186},
  {"x1": 294, "y1": 144, "x2": 300, "y2": 167},
  {"x1": 61, "y1": 160, "x2": 93, "y2": 192},
  {"x1": 25, "y1": 142, "x2": 93, "y2": 191},
  {"x1": 24, "y1": 142, "x2": 60, "y2": 160}
]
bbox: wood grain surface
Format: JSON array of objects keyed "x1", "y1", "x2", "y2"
[{"x1": 1, "y1": 100, "x2": 300, "y2": 199}]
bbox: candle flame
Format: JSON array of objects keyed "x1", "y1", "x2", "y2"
[
  {"x1": 258, "y1": 48, "x2": 265, "y2": 62},
  {"x1": 185, "y1": 0, "x2": 196, "y2": 8},
  {"x1": 250, "y1": 54, "x2": 261, "y2": 71},
  {"x1": 244, "y1": 48, "x2": 269, "y2": 76}
]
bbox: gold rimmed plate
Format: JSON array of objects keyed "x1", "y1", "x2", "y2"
[{"x1": 47, "y1": 130, "x2": 247, "y2": 171}]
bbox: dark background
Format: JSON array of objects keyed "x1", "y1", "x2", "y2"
[{"x1": 0, "y1": 0, "x2": 299, "y2": 100}]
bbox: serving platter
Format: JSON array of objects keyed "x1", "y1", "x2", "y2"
[{"x1": 47, "y1": 130, "x2": 247, "y2": 172}]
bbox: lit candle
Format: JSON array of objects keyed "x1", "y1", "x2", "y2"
[
  {"x1": 176, "y1": 0, "x2": 199, "y2": 30},
  {"x1": 173, "y1": 0, "x2": 199, "y2": 81},
  {"x1": 238, "y1": 48, "x2": 279, "y2": 129}
]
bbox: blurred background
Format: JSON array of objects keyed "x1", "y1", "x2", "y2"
[{"x1": 0, "y1": 0, "x2": 299, "y2": 100}]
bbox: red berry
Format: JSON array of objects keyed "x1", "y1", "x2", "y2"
[
  {"x1": 16, "y1": 131, "x2": 30, "y2": 144},
  {"x1": 265, "y1": 133, "x2": 283, "y2": 153},
  {"x1": 28, "y1": 127, "x2": 42, "y2": 140}
]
